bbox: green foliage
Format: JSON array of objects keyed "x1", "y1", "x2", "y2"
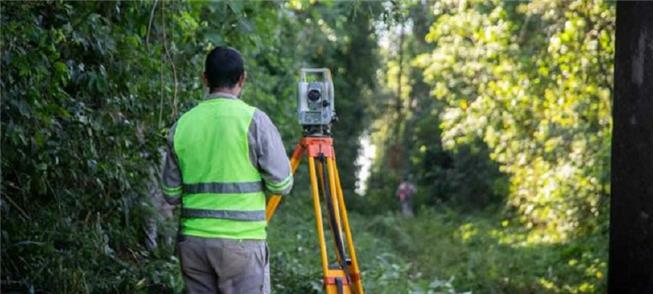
[
  {"x1": 2, "y1": 0, "x2": 614, "y2": 292},
  {"x1": 364, "y1": 1, "x2": 613, "y2": 292},
  {"x1": 270, "y1": 197, "x2": 606, "y2": 293},
  {"x1": 414, "y1": 0, "x2": 614, "y2": 238},
  {"x1": 366, "y1": 0, "x2": 509, "y2": 213},
  {"x1": 2, "y1": 2, "x2": 183, "y2": 291},
  {"x1": 414, "y1": 140, "x2": 508, "y2": 209},
  {"x1": 368, "y1": 0, "x2": 613, "y2": 237},
  {"x1": 393, "y1": 207, "x2": 607, "y2": 293},
  {"x1": 268, "y1": 194, "x2": 470, "y2": 294},
  {"x1": 1, "y1": 1, "x2": 382, "y2": 292}
]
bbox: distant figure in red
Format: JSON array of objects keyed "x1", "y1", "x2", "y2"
[{"x1": 396, "y1": 179, "x2": 416, "y2": 217}]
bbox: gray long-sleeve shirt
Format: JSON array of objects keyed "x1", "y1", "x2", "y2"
[{"x1": 161, "y1": 92, "x2": 293, "y2": 205}]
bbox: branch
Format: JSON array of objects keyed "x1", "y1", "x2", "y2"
[
  {"x1": 3, "y1": 194, "x2": 30, "y2": 221},
  {"x1": 145, "y1": 0, "x2": 159, "y2": 50},
  {"x1": 161, "y1": 0, "x2": 179, "y2": 118}
]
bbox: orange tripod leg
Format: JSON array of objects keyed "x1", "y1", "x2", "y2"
[
  {"x1": 332, "y1": 157, "x2": 364, "y2": 293},
  {"x1": 308, "y1": 156, "x2": 330, "y2": 276},
  {"x1": 266, "y1": 143, "x2": 304, "y2": 222}
]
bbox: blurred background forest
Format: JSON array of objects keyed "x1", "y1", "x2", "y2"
[{"x1": 1, "y1": 0, "x2": 613, "y2": 293}]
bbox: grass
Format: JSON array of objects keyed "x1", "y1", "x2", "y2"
[{"x1": 268, "y1": 195, "x2": 607, "y2": 293}]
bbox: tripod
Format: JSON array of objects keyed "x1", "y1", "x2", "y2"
[{"x1": 266, "y1": 135, "x2": 364, "y2": 294}]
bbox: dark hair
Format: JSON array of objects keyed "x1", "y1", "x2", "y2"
[{"x1": 204, "y1": 47, "x2": 244, "y2": 89}]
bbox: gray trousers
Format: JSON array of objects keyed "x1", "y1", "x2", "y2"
[{"x1": 177, "y1": 236, "x2": 270, "y2": 294}]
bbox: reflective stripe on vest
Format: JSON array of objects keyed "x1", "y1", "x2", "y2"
[
  {"x1": 183, "y1": 181, "x2": 263, "y2": 194},
  {"x1": 182, "y1": 208, "x2": 265, "y2": 221},
  {"x1": 173, "y1": 98, "x2": 267, "y2": 240}
]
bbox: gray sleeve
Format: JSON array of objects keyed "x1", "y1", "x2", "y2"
[
  {"x1": 161, "y1": 122, "x2": 182, "y2": 205},
  {"x1": 248, "y1": 109, "x2": 293, "y2": 195}
]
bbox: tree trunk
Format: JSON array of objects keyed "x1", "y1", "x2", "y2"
[{"x1": 608, "y1": 2, "x2": 653, "y2": 293}]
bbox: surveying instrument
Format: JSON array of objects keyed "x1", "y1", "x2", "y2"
[{"x1": 266, "y1": 68, "x2": 364, "y2": 294}]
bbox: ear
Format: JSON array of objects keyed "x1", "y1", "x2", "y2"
[{"x1": 239, "y1": 71, "x2": 247, "y2": 87}]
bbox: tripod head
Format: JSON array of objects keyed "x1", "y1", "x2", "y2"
[{"x1": 303, "y1": 125, "x2": 334, "y2": 137}]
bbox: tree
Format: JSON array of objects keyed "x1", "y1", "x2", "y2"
[
  {"x1": 412, "y1": 0, "x2": 614, "y2": 238},
  {"x1": 608, "y1": 2, "x2": 653, "y2": 292},
  {"x1": 0, "y1": 1, "x2": 383, "y2": 291}
]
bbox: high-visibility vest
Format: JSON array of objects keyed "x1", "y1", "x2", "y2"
[{"x1": 173, "y1": 98, "x2": 266, "y2": 240}]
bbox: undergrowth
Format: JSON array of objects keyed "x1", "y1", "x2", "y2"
[
  {"x1": 3, "y1": 191, "x2": 606, "y2": 293},
  {"x1": 269, "y1": 196, "x2": 607, "y2": 294}
]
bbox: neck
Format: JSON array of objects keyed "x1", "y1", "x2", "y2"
[{"x1": 210, "y1": 87, "x2": 240, "y2": 96}]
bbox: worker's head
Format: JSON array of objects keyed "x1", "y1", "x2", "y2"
[{"x1": 204, "y1": 46, "x2": 246, "y2": 95}]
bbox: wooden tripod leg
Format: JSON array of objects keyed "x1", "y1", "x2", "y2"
[{"x1": 266, "y1": 143, "x2": 304, "y2": 222}]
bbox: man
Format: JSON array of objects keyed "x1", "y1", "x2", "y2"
[
  {"x1": 161, "y1": 46, "x2": 293, "y2": 293},
  {"x1": 396, "y1": 178, "x2": 416, "y2": 217}
]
